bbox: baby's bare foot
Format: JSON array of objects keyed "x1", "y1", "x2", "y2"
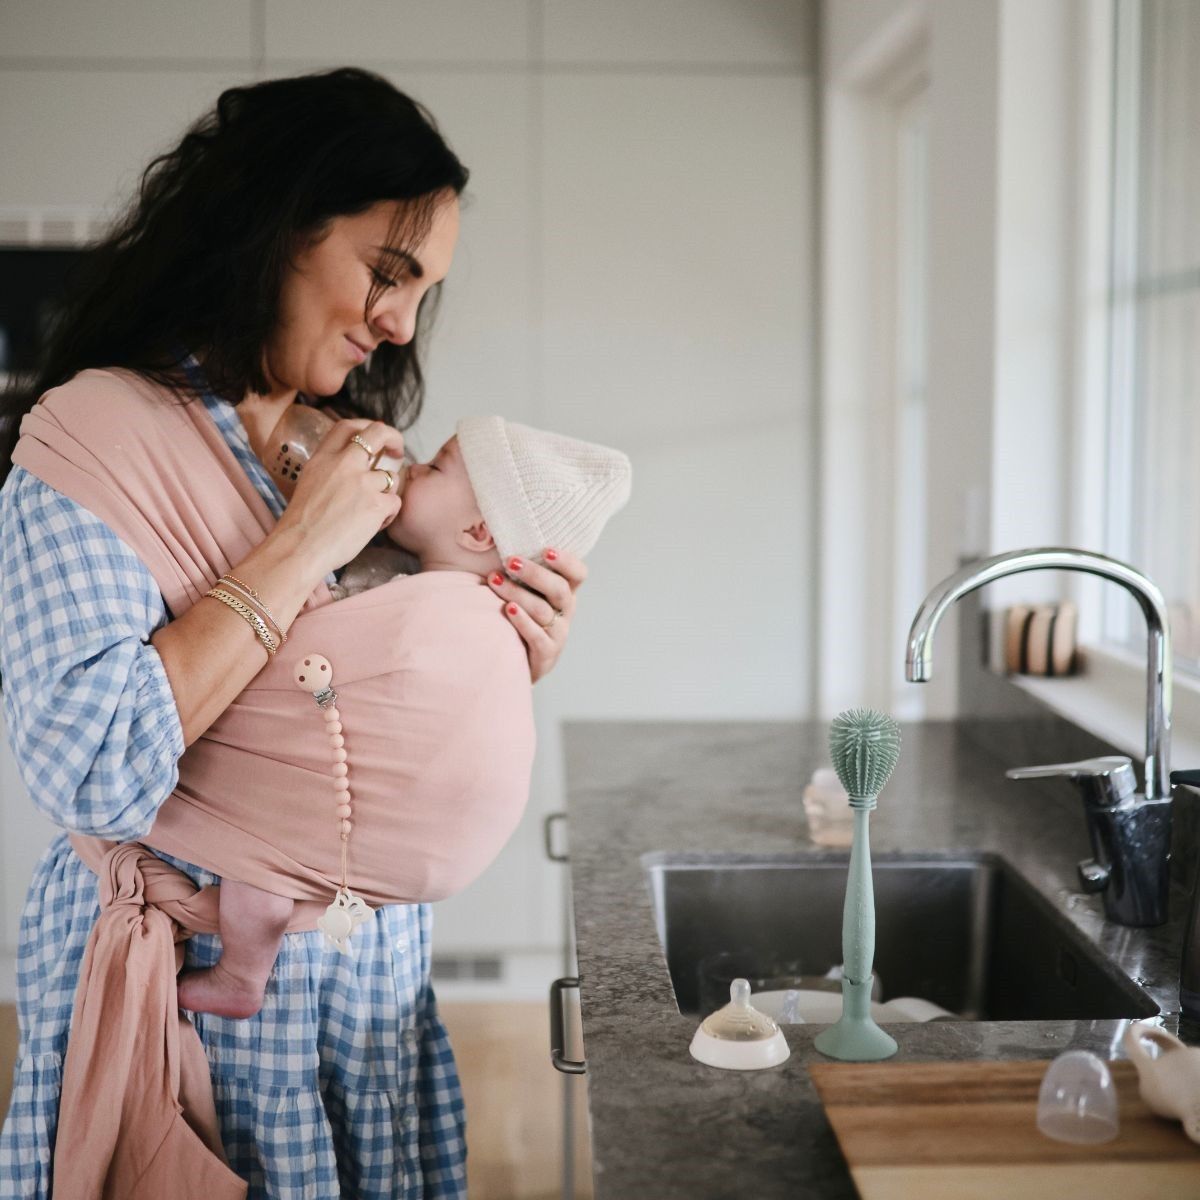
[{"x1": 177, "y1": 961, "x2": 267, "y2": 1019}]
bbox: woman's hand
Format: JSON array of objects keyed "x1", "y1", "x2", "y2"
[
  {"x1": 274, "y1": 418, "x2": 406, "y2": 580},
  {"x1": 486, "y1": 548, "x2": 587, "y2": 683}
]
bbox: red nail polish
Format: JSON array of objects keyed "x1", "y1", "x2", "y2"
[
  {"x1": 544, "y1": 548, "x2": 559, "y2": 562},
  {"x1": 490, "y1": 573, "x2": 504, "y2": 587},
  {"x1": 506, "y1": 603, "x2": 519, "y2": 617},
  {"x1": 508, "y1": 557, "x2": 523, "y2": 573}
]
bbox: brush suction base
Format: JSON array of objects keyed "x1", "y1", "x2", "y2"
[{"x1": 814, "y1": 976, "x2": 898, "y2": 1062}]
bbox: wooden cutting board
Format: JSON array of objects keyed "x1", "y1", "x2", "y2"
[{"x1": 810, "y1": 1059, "x2": 1200, "y2": 1200}]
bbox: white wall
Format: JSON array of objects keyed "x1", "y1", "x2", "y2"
[{"x1": 0, "y1": 0, "x2": 817, "y2": 992}]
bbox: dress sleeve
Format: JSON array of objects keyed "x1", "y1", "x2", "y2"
[{"x1": 0, "y1": 465, "x2": 186, "y2": 839}]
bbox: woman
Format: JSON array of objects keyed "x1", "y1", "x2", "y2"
[{"x1": 0, "y1": 68, "x2": 584, "y2": 1198}]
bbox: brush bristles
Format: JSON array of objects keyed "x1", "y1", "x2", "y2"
[{"x1": 829, "y1": 708, "x2": 902, "y2": 802}]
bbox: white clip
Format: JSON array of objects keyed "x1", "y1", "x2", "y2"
[{"x1": 317, "y1": 886, "x2": 373, "y2": 953}]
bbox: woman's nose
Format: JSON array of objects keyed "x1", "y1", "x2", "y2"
[{"x1": 370, "y1": 293, "x2": 420, "y2": 346}]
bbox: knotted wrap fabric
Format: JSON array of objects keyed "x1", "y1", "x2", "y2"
[{"x1": 53, "y1": 840, "x2": 246, "y2": 1198}]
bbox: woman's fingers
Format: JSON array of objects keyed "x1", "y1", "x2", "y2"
[
  {"x1": 502, "y1": 600, "x2": 561, "y2": 683},
  {"x1": 487, "y1": 547, "x2": 587, "y2": 683},
  {"x1": 487, "y1": 569, "x2": 561, "y2": 627},
  {"x1": 520, "y1": 548, "x2": 588, "y2": 593},
  {"x1": 496, "y1": 550, "x2": 586, "y2": 615},
  {"x1": 544, "y1": 547, "x2": 589, "y2": 589},
  {"x1": 323, "y1": 417, "x2": 407, "y2": 462},
  {"x1": 278, "y1": 414, "x2": 405, "y2": 575}
]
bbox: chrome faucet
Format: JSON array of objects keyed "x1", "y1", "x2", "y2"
[{"x1": 905, "y1": 547, "x2": 1173, "y2": 932}]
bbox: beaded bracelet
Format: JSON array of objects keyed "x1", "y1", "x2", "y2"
[
  {"x1": 206, "y1": 586, "x2": 280, "y2": 656},
  {"x1": 293, "y1": 652, "x2": 373, "y2": 951},
  {"x1": 218, "y1": 574, "x2": 287, "y2": 647}
]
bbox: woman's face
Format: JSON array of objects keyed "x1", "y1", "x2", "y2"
[{"x1": 265, "y1": 194, "x2": 460, "y2": 399}]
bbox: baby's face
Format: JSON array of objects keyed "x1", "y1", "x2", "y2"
[{"x1": 386, "y1": 435, "x2": 496, "y2": 568}]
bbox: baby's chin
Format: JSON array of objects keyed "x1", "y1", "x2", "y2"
[
  {"x1": 380, "y1": 524, "x2": 462, "y2": 572},
  {"x1": 382, "y1": 519, "x2": 415, "y2": 553}
]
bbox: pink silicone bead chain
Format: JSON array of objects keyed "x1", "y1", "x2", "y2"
[{"x1": 293, "y1": 652, "x2": 372, "y2": 950}]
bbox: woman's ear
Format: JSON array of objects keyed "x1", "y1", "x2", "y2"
[{"x1": 455, "y1": 518, "x2": 495, "y2": 555}]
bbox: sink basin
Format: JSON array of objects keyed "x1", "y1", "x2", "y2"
[{"x1": 644, "y1": 853, "x2": 1159, "y2": 1020}]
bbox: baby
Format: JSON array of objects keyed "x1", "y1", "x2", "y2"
[{"x1": 176, "y1": 415, "x2": 631, "y2": 1018}]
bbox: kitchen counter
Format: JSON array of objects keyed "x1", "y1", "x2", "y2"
[{"x1": 563, "y1": 720, "x2": 1194, "y2": 1199}]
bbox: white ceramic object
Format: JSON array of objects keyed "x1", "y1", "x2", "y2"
[
  {"x1": 689, "y1": 979, "x2": 790, "y2": 1071},
  {"x1": 751, "y1": 988, "x2": 954, "y2": 1025},
  {"x1": 878, "y1": 995, "x2": 955, "y2": 1023},
  {"x1": 1124, "y1": 1019, "x2": 1200, "y2": 1142}
]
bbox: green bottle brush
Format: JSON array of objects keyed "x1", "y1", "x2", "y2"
[{"x1": 814, "y1": 707, "x2": 902, "y2": 1062}]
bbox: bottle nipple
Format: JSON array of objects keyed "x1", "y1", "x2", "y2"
[
  {"x1": 689, "y1": 977, "x2": 791, "y2": 1069},
  {"x1": 699, "y1": 978, "x2": 781, "y2": 1043}
]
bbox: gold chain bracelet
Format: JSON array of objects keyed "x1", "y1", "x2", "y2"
[
  {"x1": 220, "y1": 573, "x2": 260, "y2": 599},
  {"x1": 217, "y1": 574, "x2": 287, "y2": 645},
  {"x1": 206, "y1": 586, "x2": 280, "y2": 656}
]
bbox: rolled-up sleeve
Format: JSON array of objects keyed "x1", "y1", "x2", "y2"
[{"x1": 0, "y1": 465, "x2": 185, "y2": 839}]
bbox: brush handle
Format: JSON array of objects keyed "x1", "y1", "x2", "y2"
[{"x1": 842, "y1": 806, "x2": 876, "y2": 985}]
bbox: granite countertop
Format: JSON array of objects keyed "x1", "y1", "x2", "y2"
[{"x1": 563, "y1": 720, "x2": 1195, "y2": 1199}]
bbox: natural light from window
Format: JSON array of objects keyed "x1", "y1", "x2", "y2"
[{"x1": 1105, "y1": 0, "x2": 1200, "y2": 669}]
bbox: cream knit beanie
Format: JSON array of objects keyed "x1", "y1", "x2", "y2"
[{"x1": 455, "y1": 416, "x2": 632, "y2": 565}]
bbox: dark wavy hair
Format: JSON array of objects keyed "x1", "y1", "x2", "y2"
[{"x1": 0, "y1": 67, "x2": 469, "y2": 490}]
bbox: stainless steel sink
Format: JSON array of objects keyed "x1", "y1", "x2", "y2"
[{"x1": 644, "y1": 853, "x2": 1160, "y2": 1020}]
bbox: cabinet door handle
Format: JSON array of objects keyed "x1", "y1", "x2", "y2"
[
  {"x1": 543, "y1": 811, "x2": 569, "y2": 862},
  {"x1": 550, "y1": 976, "x2": 586, "y2": 1074}
]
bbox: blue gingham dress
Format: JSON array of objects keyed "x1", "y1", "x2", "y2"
[{"x1": 0, "y1": 381, "x2": 467, "y2": 1199}]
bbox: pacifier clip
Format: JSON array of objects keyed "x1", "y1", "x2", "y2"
[{"x1": 293, "y1": 653, "x2": 374, "y2": 951}]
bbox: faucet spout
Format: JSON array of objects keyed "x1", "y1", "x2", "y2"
[{"x1": 905, "y1": 547, "x2": 1172, "y2": 801}]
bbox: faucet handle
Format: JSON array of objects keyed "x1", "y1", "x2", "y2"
[{"x1": 1006, "y1": 755, "x2": 1136, "y2": 808}]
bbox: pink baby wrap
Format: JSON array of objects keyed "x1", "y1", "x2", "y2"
[{"x1": 12, "y1": 368, "x2": 536, "y2": 1197}]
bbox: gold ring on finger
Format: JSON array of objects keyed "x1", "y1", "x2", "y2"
[
  {"x1": 540, "y1": 609, "x2": 562, "y2": 631},
  {"x1": 351, "y1": 434, "x2": 376, "y2": 460},
  {"x1": 371, "y1": 467, "x2": 395, "y2": 494}
]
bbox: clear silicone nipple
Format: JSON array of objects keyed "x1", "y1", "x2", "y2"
[
  {"x1": 701, "y1": 979, "x2": 780, "y2": 1042},
  {"x1": 689, "y1": 978, "x2": 791, "y2": 1070}
]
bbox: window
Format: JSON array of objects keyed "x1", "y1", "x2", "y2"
[{"x1": 1105, "y1": 0, "x2": 1200, "y2": 667}]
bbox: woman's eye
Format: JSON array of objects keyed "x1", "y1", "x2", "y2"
[{"x1": 371, "y1": 267, "x2": 399, "y2": 289}]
